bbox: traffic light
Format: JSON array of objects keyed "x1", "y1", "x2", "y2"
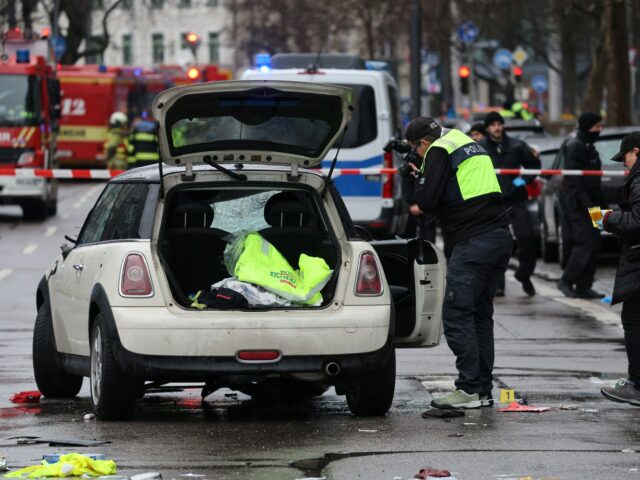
[
  {"x1": 184, "y1": 32, "x2": 201, "y2": 57},
  {"x1": 513, "y1": 66, "x2": 523, "y2": 84},
  {"x1": 458, "y1": 65, "x2": 471, "y2": 95}
]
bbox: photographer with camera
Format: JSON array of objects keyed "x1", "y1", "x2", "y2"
[
  {"x1": 384, "y1": 139, "x2": 436, "y2": 242},
  {"x1": 407, "y1": 116, "x2": 512, "y2": 410}
]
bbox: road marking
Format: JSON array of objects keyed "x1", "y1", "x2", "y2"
[
  {"x1": 44, "y1": 226, "x2": 57, "y2": 237},
  {"x1": 0, "y1": 269, "x2": 12, "y2": 281},
  {"x1": 532, "y1": 277, "x2": 620, "y2": 326},
  {"x1": 22, "y1": 243, "x2": 39, "y2": 255}
]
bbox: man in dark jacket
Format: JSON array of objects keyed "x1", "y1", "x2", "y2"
[
  {"x1": 407, "y1": 117, "x2": 512, "y2": 410},
  {"x1": 557, "y1": 112, "x2": 605, "y2": 299},
  {"x1": 481, "y1": 112, "x2": 541, "y2": 296},
  {"x1": 599, "y1": 132, "x2": 640, "y2": 405}
]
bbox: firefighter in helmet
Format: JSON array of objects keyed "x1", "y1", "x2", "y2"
[{"x1": 105, "y1": 112, "x2": 130, "y2": 171}]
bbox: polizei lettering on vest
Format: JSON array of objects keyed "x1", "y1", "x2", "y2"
[{"x1": 463, "y1": 144, "x2": 486, "y2": 156}]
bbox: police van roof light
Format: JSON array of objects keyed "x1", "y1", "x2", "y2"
[
  {"x1": 16, "y1": 49, "x2": 30, "y2": 64},
  {"x1": 255, "y1": 53, "x2": 271, "y2": 72}
]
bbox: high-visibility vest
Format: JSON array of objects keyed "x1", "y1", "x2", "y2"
[
  {"x1": 104, "y1": 127, "x2": 129, "y2": 170},
  {"x1": 421, "y1": 129, "x2": 502, "y2": 201},
  {"x1": 227, "y1": 232, "x2": 331, "y2": 305},
  {"x1": 127, "y1": 124, "x2": 159, "y2": 167}
]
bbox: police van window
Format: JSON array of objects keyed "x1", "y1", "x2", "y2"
[
  {"x1": 77, "y1": 184, "x2": 123, "y2": 245},
  {"x1": 101, "y1": 184, "x2": 151, "y2": 241},
  {"x1": 335, "y1": 84, "x2": 377, "y2": 148}
]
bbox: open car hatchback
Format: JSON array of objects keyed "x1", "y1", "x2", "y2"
[{"x1": 33, "y1": 81, "x2": 446, "y2": 420}]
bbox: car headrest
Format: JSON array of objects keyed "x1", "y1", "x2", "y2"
[
  {"x1": 170, "y1": 202, "x2": 214, "y2": 228},
  {"x1": 264, "y1": 191, "x2": 312, "y2": 228}
]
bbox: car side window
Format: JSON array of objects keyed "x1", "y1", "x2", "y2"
[
  {"x1": 76, "y1": 184, "x2": 123, "y2": 245},
  {"x1": 101, "y1": 183, "x2": 151, "y2": 241}
]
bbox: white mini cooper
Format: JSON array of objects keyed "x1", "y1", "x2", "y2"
[{"x1": 33, "y1": 81, "x2": 445, "y2": 420}]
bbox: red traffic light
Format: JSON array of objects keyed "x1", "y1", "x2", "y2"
[
  {"x1": 458, "y1": 65, "x2": 471, "y2": 79},
  {"x1": 513, "y1": 66, "x2": 523, "y2": 77},
  {"x1": 186, "y1": 32, "x2": 200, "y2": 45}
]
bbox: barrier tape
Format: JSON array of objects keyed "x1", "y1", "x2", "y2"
[{"x1": 0, "y1": 167, "x2": 629, "y2": 179}]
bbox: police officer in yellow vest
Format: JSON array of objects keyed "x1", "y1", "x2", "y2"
[
  {"x1": 127, "y1": 115, "x2": 160, "y2": 169},
  {"x1": 406, "y1": 117, "x2": 512, "y2": 411},
  {"x1": 105, "y1": 112, "x2": 130, "y2": 171}
]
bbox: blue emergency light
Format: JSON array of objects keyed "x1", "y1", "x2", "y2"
[
  {"x1": 16, "y1": 49, "x2": 30, "y2": 63},
  {"x1": 98, "y1": 64, "x2": 107, "y2": 73},
  {"x1": 365, "y1": 60, "x2": 389, "y2": 71},
  {"x1": 255, "y1": 53, "x2": 271, "y2": 72}
]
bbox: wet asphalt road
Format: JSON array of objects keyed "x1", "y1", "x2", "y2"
[{"x1": 1, "y1": 182, "x2": 639, "y2": 480}]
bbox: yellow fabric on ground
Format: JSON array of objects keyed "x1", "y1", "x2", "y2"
[{"x1": 4, "y1": 453, "x2": 116, "y2": 478}]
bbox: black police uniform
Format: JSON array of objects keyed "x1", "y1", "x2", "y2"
[
  {"x1": 401, "y1": 175, "x2": 436, "y2": 242},
  {"x1": 481, "y1": 133, "x2": 540, "y2": 292},
  {"x1": 559, "y1": 129, "x2": 603, "y2": 294},
  {"x1": 410, "y1": 118, "x2": 512, "y2": 397},
  {"x1": 603, "y1": 153, "x2": 640, "y2": 386}
]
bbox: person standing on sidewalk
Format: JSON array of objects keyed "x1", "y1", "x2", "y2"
[
  {"x1": 599, "y1": 132, "x2": 640, "y2": 405},
  {"x1": 481, "y1": 112, "x2": 541, "y2": 296},
  {"x1": 557, "y1": 112, "x2": 605, "y2": 299},
  {"x1": 406, "y1": 116, "x2": 512, "y2": 410}
]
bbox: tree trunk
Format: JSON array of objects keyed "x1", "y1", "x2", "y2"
[
  {"x1": 560, "y1": 11, "x2": 577, "y2": 114},
  {"x1": 604, "y1": 0, "x2": 631, "y2": 125},
  {"x1": 581, "y1": 14, "x2": 607, "y2": 113}
]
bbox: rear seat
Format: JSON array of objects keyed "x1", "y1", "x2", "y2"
[
  {"x1": 258, "y1": 191, "x2": 333, "y2": 268},
  {"x1": 164, "y1": 202, "x2": 228, "y2": 295}
]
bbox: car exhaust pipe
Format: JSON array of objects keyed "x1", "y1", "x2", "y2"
[{"x1": 324, "y1": 361, "x2": 341, "y2": 377}]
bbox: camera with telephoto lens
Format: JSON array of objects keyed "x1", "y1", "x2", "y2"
[{"x1": 383, "y1": 138, "x2": 423, "y2": 178}]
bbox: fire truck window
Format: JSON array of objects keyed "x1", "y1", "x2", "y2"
[{"x1": 0, "y1": 74, "x2": 39, "y2": 124}]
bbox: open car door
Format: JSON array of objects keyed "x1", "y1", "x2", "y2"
[{"x1": 371, "y1": 239, "x2": 445, "y2": 347}]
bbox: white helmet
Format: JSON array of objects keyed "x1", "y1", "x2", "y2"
[{"x1": 109, "y1": 112, "x2": 127, "y2": 127}]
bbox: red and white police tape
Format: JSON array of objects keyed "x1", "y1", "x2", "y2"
[{"x1": 0, "y1": 167, "x2": 629, "y2": 179}]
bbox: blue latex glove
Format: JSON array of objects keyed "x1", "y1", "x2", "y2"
[
  {"x1": 512, "y1": 177, "x2": 526, "y2": 187},
  {"x1": 595, "y1": 219, "x2": 604, "y2": 230}
]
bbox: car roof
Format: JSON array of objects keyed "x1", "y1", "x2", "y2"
[{"x1": 110, "y1": 163, "x2": 325, "y2": 183}]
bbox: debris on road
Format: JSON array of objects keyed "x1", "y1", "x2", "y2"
[
  {"x1": 622, "y1": 448, "x2": 636, "y2": 453},
  {"x1": 4, "y1": 436, "x2": 110, "y2": 447},
  {"x1": 421, "y1": 408, "x2": 464, "y2": 418},
  {"x1": 3, "y1": 453, "x2": 116, "y2": 478},
  {"x1": 0, "y1": 456, "x2": 7, "y2": 472},
  {"x1": 601, "y1": 295, "x2": 612, "y2": 304},
  {"x1": 9, "y1": 391, "x2": 41, "y2": 404},
  {"x1": 42, "y1": 455, "x2": 105, "y2": 463},
  {"x1": 130, "y1": 472, "x2": 162, "y2": 480},
  {"x1": 447, "y1": 433, "x2": 464, "y2": 437},
  {"x1": 83, "y1": 414, "x2": 96, "y2": 421},
  {"x1": 357, "y1": 429, "x2": 378, "y2": 433},
  {"x1": 496, "y1": 402, "x2": 550, "y2": 413},
  {"x1": 413, "y1": 467, "x2": 453, "y2": 478}
]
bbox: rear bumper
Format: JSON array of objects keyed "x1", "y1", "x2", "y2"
[{"x1": 0, "y1": 176, "x2": 48, "y2": 202}]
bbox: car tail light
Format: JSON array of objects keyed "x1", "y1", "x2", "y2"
[
  {"x1": 237, "y1": 350, "x2": 281, "y2": 362},
  {"x1": 120, "y1": 253, "x2": 153, "y2": 296},
  {"x1": 526, "y1": 179, "x2": 543, "y2": 199},
  {"x1": 382, "y1": 151, "x2": 394, "y2": 199},
  {"x1": 355, "y1": 251, "x2": 383, "y2": 296}
]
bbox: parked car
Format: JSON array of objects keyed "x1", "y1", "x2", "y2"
[
  {"x1": 32, "y1": 80, "x2": 446, "y2": 420},
  {"x1": 538, "y1": 127, "x2": 634, "y2": 264}
]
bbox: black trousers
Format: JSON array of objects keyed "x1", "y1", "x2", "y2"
[
  {"x1": 442, "y1": 227, "x2": 513, "y2": 394},
  {"x1": 561, "y1": 208, "x2": 600, "y2": 292},
  {"x1": 622, "y1": 298, "x2": 640, "y2": 385},
  {"x1": 497, "y1": 202, "x2": 536, "y2": 290}
]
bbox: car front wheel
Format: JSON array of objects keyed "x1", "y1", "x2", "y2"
[
  {"x1": 346, "y1": 349, "x2": 396, "y2": 417},
  {"x1": 90, "y1": 314, "x2": 137, "y2": 420},
  {"x1": 33, "y1": 304, "x2": 83, "y2": 398}
]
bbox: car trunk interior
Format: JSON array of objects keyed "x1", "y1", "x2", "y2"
[{"x1": 157, "y1": 185, "x2": 340, "y2": 309}]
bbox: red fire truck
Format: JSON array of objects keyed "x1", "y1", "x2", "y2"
[
  {"x1": 0, "y1": 30, "x2": 60, "y2": 220},
  {"x1": 57, "y1": 65, "x2": 173, "y2": 168}
]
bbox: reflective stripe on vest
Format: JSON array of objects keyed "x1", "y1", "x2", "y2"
[{"x1": 424, "y1": 129, "x2": 502, "y2": 201}]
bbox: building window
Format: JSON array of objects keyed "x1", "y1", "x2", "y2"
[
  {"x1": 152, "y1": 33, "x2": 164, "y2": 64},
  {"x1": 208, "y1": 32, "x2": 219, "y2": 64},
  {"x1": 179, "y1": 0, "x2": 191, "y2": 7},
  {"x1": 122, "y1": 34, "x2": 132, "y2": 65},
  {"x1": 121, "y1": 0, "x2": 132, "y2": 9},
  {"x1": 180, "y1": 32, "x2": 190, "y2": 49},
  {"x1": 150, "y1": 0, "x2": 163, "y2": 7},
  {"x1": 207, "y1": 0, "x2": 218, "y2": 5},
  {"x1": 85, "y1": 36, "x2": 104, "y2": 64}
]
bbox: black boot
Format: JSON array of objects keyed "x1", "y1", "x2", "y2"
[{"x1": 557, "y1": 280, "x2": 577, "y2": 298}]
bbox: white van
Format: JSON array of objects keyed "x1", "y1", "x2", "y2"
[{"x1": 241, "y1": 54, "x2": 407, "y2": 238}]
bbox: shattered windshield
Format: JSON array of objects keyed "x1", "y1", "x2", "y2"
[{"x1": 0, "y1": 75, "x2": 39, "y2": 125}]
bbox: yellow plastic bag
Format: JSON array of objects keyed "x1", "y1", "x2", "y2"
[{"x1": 4, "y1": 453, "x2": 116, "y2": 478}]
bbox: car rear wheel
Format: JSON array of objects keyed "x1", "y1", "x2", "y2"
[
  {"x1": 33, "y1": 304, "x2": 83, "y2": 398},
  {"x1": 346, "y1": 349, "x2": 396, "y2": 417},
  {"x1": 90, "y1": 314, "x2": 137, "y2": 420}
]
